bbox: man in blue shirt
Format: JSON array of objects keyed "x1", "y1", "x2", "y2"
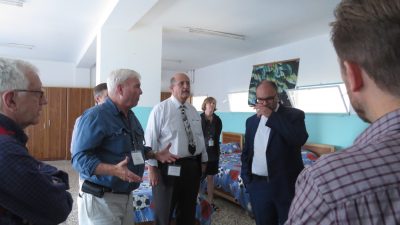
[
  {"x1": 0, "y1": 57, "x2": 73, "y2": 225},
  {"x1": 71, "y1": 68, "x2": 178, "y2": 225}
]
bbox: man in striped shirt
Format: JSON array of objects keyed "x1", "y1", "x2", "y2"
[{"x1": 285, "y1": 0, "x2": 400, "y2": 224}]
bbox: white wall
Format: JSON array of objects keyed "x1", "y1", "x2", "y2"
[
  {"x1": 97, "y1": 25, "x2": 162, "y2": 107},
  {"x1": 161, "y1": 69, "x2": 186, "y2": 91},
  {"x1": 0, "y1": 56, "x2": 92, "y2": 87},
  {"x1": 193, "y1": 34, "x2": 341, "y2": 112}
]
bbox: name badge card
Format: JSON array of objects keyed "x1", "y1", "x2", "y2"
[
  {"x1": 208, "y1": 138, "x2": 214, "y2": 147},
  {"x1": 168, "y1": 165, "x2": 181, "y2": 176},
  {"x1": 131, "y1": 151, "x2": 144, "y2": 165}
]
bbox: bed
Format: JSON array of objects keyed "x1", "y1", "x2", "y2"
[
  {"x1": 201, "y1": 132, "x2": 335, "y2": 214},
  {"x1": 132, "y1": 165, "x2": 213, "y2": 225}
]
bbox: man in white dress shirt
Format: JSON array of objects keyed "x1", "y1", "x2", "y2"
[{"x1": 145, "y1": 72, "x2": 207, "y2": 225}]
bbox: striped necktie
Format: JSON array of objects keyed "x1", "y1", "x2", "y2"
[{"x1": 180, "y1": 105, "x2": 196, "y2": 154}]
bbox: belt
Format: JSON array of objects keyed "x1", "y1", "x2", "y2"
[
  {"x1": 102, "y1": 187, "x2": 130, "y2": 195},
  {"x1": 178, "y1": 155, "x2": 200, "y2": 161},
  {"x1": 252, "y1": 174, "x2": 270, "y2": 182},
  {"x1": 82, "y1": 180, "x2": 131, "y2": 196}
]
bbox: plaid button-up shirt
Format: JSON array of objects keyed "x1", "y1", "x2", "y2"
[{"x1": 285, "y1": 109, "x2": 400, "y2": 225}]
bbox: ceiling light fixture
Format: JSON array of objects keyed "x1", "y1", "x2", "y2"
[
  {"x1": 0, "y1": 0, "x2": 26, "y2": 7},
  {"x1": 0, "y1": 43, "x2": 35, "y2": 49},
  {"x1": 163, "y1": 58, "x2": 182, "y2": 64},
  {"x1": 184, "y1": 27, "x2": 245, "y2": 40}
]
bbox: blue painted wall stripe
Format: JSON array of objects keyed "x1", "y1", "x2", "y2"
[{"x1": 133, "y1": 107, "x2": 368, "y2": 150}]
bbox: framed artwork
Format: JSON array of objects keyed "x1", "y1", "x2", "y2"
[{"x1": 248, "y1": 58, "x2": 299, "y2": 107}]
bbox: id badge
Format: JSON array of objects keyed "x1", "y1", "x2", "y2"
[
  {"x1": 131, "y1": 150, "x2": 144, "y2": 165},
  {"x1": 167, "y1": 165, "x2": 181, "y2": 176},
  {"x1": 208, "y1": 138, "x2": 214, "y2": 147}
]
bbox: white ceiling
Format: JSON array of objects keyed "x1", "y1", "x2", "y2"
[{"x1": 0, "y1": 0, "x2": 340, "y2": 72}]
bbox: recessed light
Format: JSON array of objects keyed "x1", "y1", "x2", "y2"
[
  {"x1": 0, "y1": 43, "x2": 35, "y2": 49},
  {"x1": 0, "y1": 0, "x2": 26, "y2": 7}
]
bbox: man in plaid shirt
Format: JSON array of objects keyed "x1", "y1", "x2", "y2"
[{"x1": 285, "y1": 0, "x2": 400, "y2": 224}]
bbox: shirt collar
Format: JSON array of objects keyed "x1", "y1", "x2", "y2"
[
  {"x1": 170, "y1": 95, "x2": 188, "y2": 109},
  {"x1": 354, "y1": 108, "x2": 400, "y2": 145},
  {"x1": 0, "y1": 113, "x2": 28, "y2": 144},
  {"x1": 104, "y1": 98, "x2": 134, "y2": 117}
]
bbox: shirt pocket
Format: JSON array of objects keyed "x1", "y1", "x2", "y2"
[
  {"x1": 190, "y1": 118, "x2": 204, "y2": 137},
  {"x1": 133, "y1": 127, "x2": 145, "y2": 148},
  {"x1": 106, "y1": 128, "x2": 131, "y2": 153}
]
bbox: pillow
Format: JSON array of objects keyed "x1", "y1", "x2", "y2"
[
  {"x1": 301, "y1": 150, "x2": 319, "y2": 167},
  {"x1": 220, "y1": 142, "x2": 241, "y2": 154}
]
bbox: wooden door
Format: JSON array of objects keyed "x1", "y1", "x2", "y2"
[
  {"x1": 26, "y1": 87, "x2": 67, "y2": 160},
  {"x1": 66, "y1": 88, "x2": 94, "y2": 159},
  {"x1": 25, "y1": 103, "x2": 47, "y2": 159},
  {"x1": 46, "y1": 87, "x2": 67, "y2": 160},
  {"x1": 161, "y1": 92, "x2": 171, "y2": 101}
]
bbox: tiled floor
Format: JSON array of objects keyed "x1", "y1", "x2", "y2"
[{"x1": 46, "y1": 160, "x2": 255, "y2": 225}]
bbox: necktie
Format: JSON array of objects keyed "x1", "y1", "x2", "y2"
[{"x1": 180, "y1": 105, "x2": 196, "y2": 155}]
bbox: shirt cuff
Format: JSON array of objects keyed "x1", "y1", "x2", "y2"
[
  {"x1": 201, "y1": 153, "x2": 208, "y2": 163},
  {"x1": 146, "y1": 159, "x2": 158, "y2": 167}
]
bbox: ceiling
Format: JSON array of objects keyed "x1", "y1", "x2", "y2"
[{"x1": 0, "y1": 0, "x2": 340, "y2": 72}]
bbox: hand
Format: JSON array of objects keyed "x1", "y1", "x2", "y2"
[
  {"x1": 114, "y1": 156, "x2": 142, "y2": 183},
  {"x1": 147, "y1": 165, "x2": 159, "y2": 186},
  {"x1": 155, "y1": 143, "x2": 179, "y2": 163},
  {"x1": 254, "y1": 103, "x2": 273, "y2": 117}
]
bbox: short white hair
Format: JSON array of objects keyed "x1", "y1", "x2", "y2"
[
  {"x1": 0, "y1": 57, "x2": 30, "y2": 92},
  {"x1": 107, "y1": 69, "x2": 141, "y2": 94}
]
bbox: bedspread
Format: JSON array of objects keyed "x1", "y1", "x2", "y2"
[
  {"x1": 200, "y1": 143, "x2": 320, "y2": 215},
  {"x1": 132, "y1": 165, "x2": 213, "y2": 224}
]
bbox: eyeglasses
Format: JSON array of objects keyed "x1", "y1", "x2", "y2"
[
  {"x1": 256, "y1": 94, "x2": 277, "y2": 104},
  {"x1": 14, "y1": 89, "x2": 45, "y2": 99}
]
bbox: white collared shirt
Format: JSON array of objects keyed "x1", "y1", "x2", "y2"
[
  {"x1": 252, "y1": 115, "x2": 270, "y2": 176},
  {"x1": 145, "y1": 96, "x2": 207, "y2": 166},
  {"x1": 252, "y1": 104, "x2": 280, "y2": 176}
]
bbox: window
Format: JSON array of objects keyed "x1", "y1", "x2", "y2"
[
  {"x1": 286, "y1": 83, "x2": 350, "y2": 114},
  {"x1": 192, "y1": 96, "x2": 207, "y2": 111},
  {"x1": 228, "y1": 92, "x2": 255, "y2": 112}
]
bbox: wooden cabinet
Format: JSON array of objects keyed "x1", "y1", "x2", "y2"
[
  {"x1": 65, "y1": 88, "x2": 94, "y2": 159},
  {"x1": 161, "y1": 92, "x2": 171, "y2": 101},
  {"x1": 25, "y1": 87, "x2": 93, "y2": 161}
]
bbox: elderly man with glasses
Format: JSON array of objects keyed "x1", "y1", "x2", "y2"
[{"x1": 0, "y1": 57, "x2": 73, "y2": 225}]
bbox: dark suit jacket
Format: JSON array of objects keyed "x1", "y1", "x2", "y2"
[{"x1": 241, "y1": 105, "x2": 308, "y2": 199}]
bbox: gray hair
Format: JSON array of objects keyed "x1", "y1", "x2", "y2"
[
  {"x1": 0, "y1": 58, "x2": 31, "y2": 92},
  {"x1": 107, "y1": 69, "x2": 141, "y2": 94}
]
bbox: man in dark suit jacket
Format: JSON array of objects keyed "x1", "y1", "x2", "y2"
[{"x1": 241, "y1": 80, "x2": 308, "y2": 225}]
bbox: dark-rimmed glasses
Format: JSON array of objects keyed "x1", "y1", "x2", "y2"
[
  {"x1": 14, "y1": 89, "x2": 45, "y2": 100},
  {"x1": 256, "y1": 94, "x2": 277, "y2": 104}
]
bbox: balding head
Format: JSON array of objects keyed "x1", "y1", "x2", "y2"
[{"x1": 170, "y1": 72, "x2": 191, "y2": 104}]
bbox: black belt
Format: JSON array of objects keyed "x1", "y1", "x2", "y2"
[
  {"x1": 103, "y1": 187, "x2": 130, "y2": 195},
  {"x1": 82, "y1": 180, "x2": 130, "y2": 197},
  {"x1": 177, "y1": 155, "x2": 201, "y2": 162},
  {"x1": 252, "y1": 174, "x2": 270, "y2": 182}
]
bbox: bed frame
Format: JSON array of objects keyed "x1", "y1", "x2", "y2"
[
  {"x1": 216, "y1": 132, "x2": 336, "y2": 204},
  {"x1": 302, "y1": 142, "x2": 335, "y2": 156},
  {"x1": 221, "y1": 132, "x2": 244, "y2": 150},
  {"x1": 221, "y1": 131, "x2": 335, "y2": 155}
]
